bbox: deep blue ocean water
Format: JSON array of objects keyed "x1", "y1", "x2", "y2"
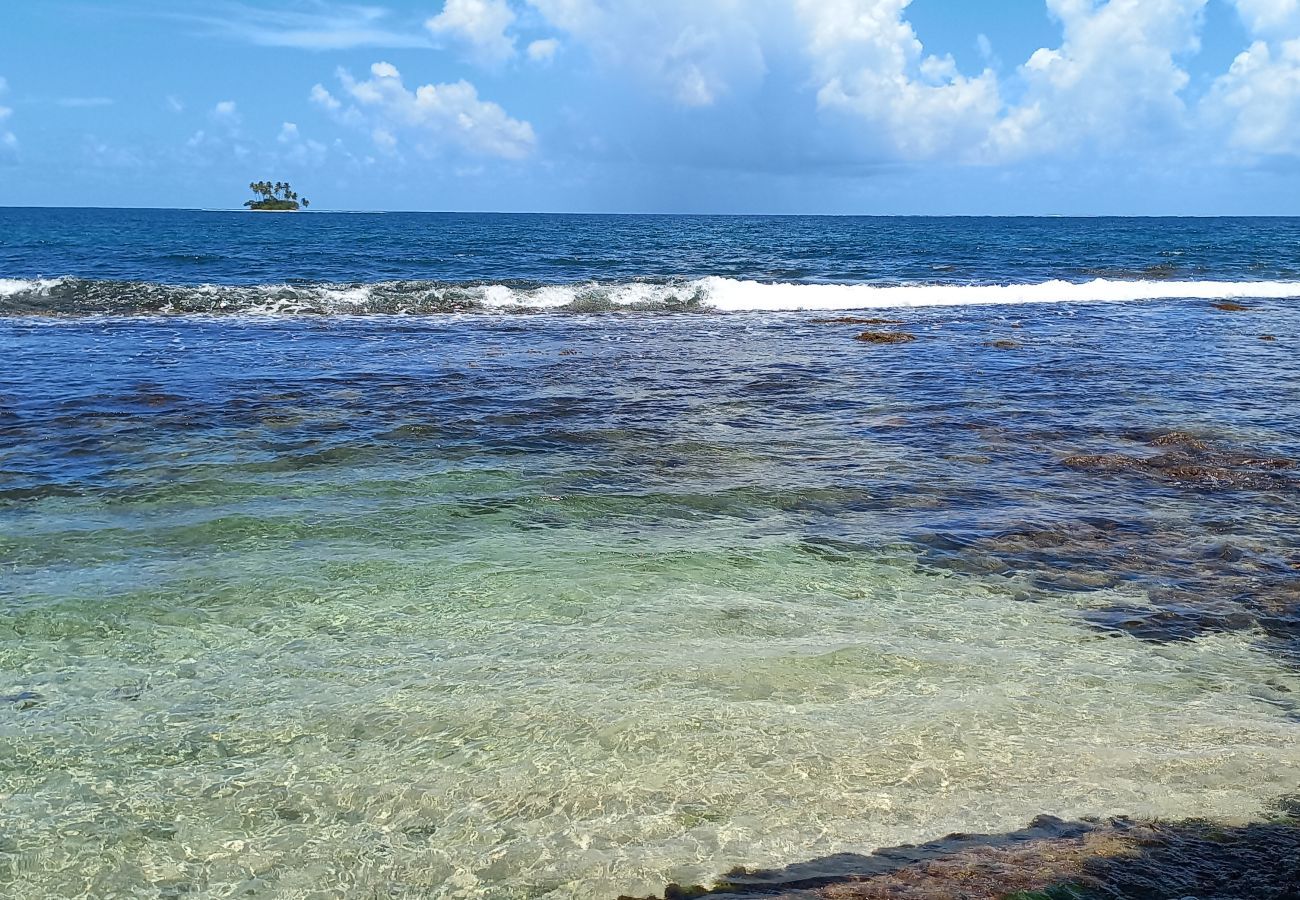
[
  {"x1": 2, "y1": 210, "x2": 1299, "y2": 898},
  {"x1": 2, "y1": 209, "x2": 1300, "y2": 314}
]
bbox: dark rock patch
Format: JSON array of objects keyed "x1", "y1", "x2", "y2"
[
  {"x1": 617, "y1": 805, "x2": 1300, "y2": 900},
  {"x1": 988, "y1": 340, "x2": 1022, "y2": 350},
  {"x1": 1261, "y1": 334, "x2": 1277, "y2": 341},
  {"x1": 918, "y1": 501, "x2": 1300, "y2": 656},
  {"x1": 854, "y1": 331, "x2": 916, "y2": 345},
  {"x1": 1061, "y1": 432, "x2": 1294, "y2": 492},
  {"x1": 1212, "y1": 301, "x2": 1251, "y2": 312},
  {"x1": 1081, "y1": 601, "x2": 1257, "y2": 643},
  {"x1": 1149, "y1": 430, "x2": 1212, "y2": 452}
]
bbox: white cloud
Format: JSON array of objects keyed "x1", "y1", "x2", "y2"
[
  {"x1": 166, "y1": 95, "x2": 186, "y2": 113},
  {"x1": 326, "y1": 61, "x2": 536, "y2": 158},
  {"x1": 986, "y1": 0, "x2": 1206, "y2": 160},
  {"x1": 1233, "y1": 0, "x2": 1300, "y2": 35},
  {"x1": 183, "y1": 3, "x2": 430, "y2": 50},
  {"x1": 527, "y1": 37, "x2": 560, "y2": 63},
  {"x1": 275, "y1": 120, "x2": 329, "y2": 166},
  {"x1": 796, "y1": 0, "x2": 1002, "y2": 159},
  {"x1": 426, "y1": 0, "x2": 517, "y2": 64},
  {"x1": 0, "y1": 76, "x2": 15, "y2": 152},
  {"x1": 213, "y1": 100, "x2": 240, "y2": 120},
  {"x1": 792, "y1": 0, "x2": 1210, "y2": 163},
  {"x1": 1203, "y1": 2, "x2": 1300, "y2": 156},
  {"x1": 526, "y1": 0, "x2": 767, "y2": 107},
  {"x1": 310, "y1": 83, "x2": 343, "y2": 111}
]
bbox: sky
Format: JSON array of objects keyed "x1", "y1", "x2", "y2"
[{"x1": 0, "y1": 0, "x2": 1299, "y2": 214}]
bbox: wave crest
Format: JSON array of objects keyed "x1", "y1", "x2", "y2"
[{"x1": 1, "y1": 276, "x2": 1297, "y2": 316}]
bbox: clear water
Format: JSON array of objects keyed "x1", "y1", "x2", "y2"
[{"x1": 1, "y1": 211, "x2": 1299, "y2": 898}]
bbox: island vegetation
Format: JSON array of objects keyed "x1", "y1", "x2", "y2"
[{"x1": 244, "y1": 181, "x2": 310, "y2": 211}]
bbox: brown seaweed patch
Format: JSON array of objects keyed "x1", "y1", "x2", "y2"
[
  {"x1": 988, "y1": 339, "x2": 1023, "y2": 350},
  {"x1": 1261, "y1": 334, "x2": 1277, "y2": 341},
  {"x1": 1061, "y1": 432, "x2": 1294, "y2": 491},
  {"x1": 1149, "y1": 431, "x2": 1211, "y2": 452},
  {"x1": 1212, "y1": 301, "x2": 1251, "y2": 312},
  {"x1": 855, "y1": 331, "x2": 916, "y2": 345},
  {"x1": 618, "y1": 805, "x2": 1300, "y2": 900}
]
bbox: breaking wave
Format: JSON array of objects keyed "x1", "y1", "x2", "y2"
[{"x1": 2, "y1": 276, "x2": 1299, "y2": 316}]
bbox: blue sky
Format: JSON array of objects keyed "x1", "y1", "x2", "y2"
[{"x1": 1, "y1": 0, "x2": 1298, "y2": 213}]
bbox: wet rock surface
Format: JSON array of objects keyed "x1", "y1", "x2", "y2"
[
  {"x1": 854, "y1": 331, "x2": 916, "y2": 345},
  {"x1": 619, "y1": 805, "x2": 1300, "y2": 900},
  {"x1": 1061, "y1": 431, "x2": 1295, "y2": 491}
]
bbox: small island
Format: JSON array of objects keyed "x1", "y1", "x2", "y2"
[{"x1": 245, "y1": 181, "x2": 310, "y2": 211}]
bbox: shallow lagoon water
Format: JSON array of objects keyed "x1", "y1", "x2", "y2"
[{"x1": 2, "y1": 295, "x2": 1299, "y2": 898}]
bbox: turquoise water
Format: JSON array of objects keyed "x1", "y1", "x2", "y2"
[{"x1": 2, "y1": 212, "x2": 1300, "y2": 898}]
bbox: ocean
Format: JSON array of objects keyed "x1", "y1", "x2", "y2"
[{"x1": 2, "y1": 209, "x2": 1299, "y2": 898}]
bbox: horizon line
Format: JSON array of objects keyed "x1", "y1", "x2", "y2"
[{"x1": 0, "y1": 205, "x2": 1297, "y2": 219}]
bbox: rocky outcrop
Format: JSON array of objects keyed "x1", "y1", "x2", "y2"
[{"x1": 618, "y1": 803, "x2": 1300, "y2": 900}]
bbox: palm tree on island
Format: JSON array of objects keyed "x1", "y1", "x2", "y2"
[{"x1": 244, "y1": 180, "x2": 310, "y2": 211}]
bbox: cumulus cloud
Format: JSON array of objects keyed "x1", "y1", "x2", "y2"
[
  {"x1": 527, "y1": 37, "x2": 560, "y2": 63},
  {"x1": 987, "y1": 0, "x2": 1206, "y2": 160},
  {"x1": 1233, "y1": 0, "x2": 1300, "y2": 36},
  {"x1": 275, "y1": 120, "x2": 329, "y2": 166},
  {"x1": 793, "y1": 0, "x2": 1209, "y2": 162},
  {"x1": 1203, "y1": 1, "x2": 1300, "y2": 156},
  {"x1": 310, "y1": 83, "x2": 343, "y2": 111},
  {"x1": 427, "y1": 0, "x2": 517, "y2": 64},
  {"x1": 526, "y1": 0, "x2": 767, "y2": 107},
  {"x1": 796, "y1": 0, "x2": 1002, "y2": 159},
  {"x1": 321, "y1": 61, "x2": 536, "y2": 158},
  {"x1": 212, "y1": 99, "x2": 240, "y2": 123}
]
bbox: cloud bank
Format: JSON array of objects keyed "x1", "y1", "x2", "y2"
[{"x1": 497, "y1": 0, "x2": 1300, "y2": 164}]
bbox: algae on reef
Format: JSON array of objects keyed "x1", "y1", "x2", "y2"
[{"x1": 619, "y1": 801, "x2": 1300, "y2": 900}]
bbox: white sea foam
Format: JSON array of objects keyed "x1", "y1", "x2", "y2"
[
  {"x1": 0, "y1": 277, "x2": 65, "y2": 297},
  {"x1": 1, "y1": 275, "x2": 1298, "y2": 315},
  {"x1": 697, "y1": 277, "x2": 1300, "y2": 311}
]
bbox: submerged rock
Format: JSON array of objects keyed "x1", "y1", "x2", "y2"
[
  {"x1": 618, "y1": 804, "x2": 1300, "y2": 900},
  {"x1": 1, "y1": 690, "x2": 43, "y2": 710},
  {"x1": 1061, "y1": 432, "x2": 1294, "y2": 491},
  {"x1": 988, "y1": 339, "x2": 1022, "y2": 350},
  {"x1": 921, "y1": 429, "x2": 1300, "y2": 657},
  {"x1": 1262, "y1": 334, "x2": 1277, "y2": 341},
  {"x1": 1212, "y1": 301, "x2": 1251, "y2": 312},
  {"x1": 854, "y1": 331, "x2": 916, "y2": 345},
  {"x1": 1081, "y1": 601, "x2": 1257, "y2": 642}
]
